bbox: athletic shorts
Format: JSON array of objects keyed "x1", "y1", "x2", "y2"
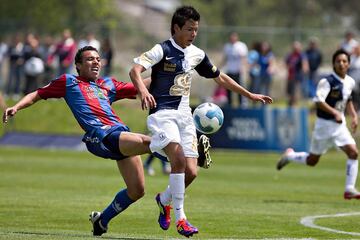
[
  {"x1": 83, "y1": 125, "x2": 129, "y2": 160},
  {"x1": 310, "y1": 117, "x2": 356, "y2": 155},
  {"x1": 147, "y1": 109, "x2": 198, "y2": 158}
]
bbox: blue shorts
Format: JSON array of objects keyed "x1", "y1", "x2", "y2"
[{"x1": 83, "y1": 125, "x2": 130, "y2": 161}]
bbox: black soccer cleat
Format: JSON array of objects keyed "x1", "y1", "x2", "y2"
[
  {"x1": 89, "y1": 211, "x2": 107, "y2": 236},
  {"x1": 197, "y1": 135, "x2": 212, "y2": 169}
]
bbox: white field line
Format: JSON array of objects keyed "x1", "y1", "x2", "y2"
[{"x1": 300, "y1": 212, "x2": 360, "y2": 236}]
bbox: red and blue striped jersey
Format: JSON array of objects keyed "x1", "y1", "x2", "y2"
[{"x1": 37, "y1": 74, "x2": 137, "y2": 133}]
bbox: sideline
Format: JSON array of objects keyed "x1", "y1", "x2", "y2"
[{"x1": 300, "y1": 212, "x2": 360, "y2": 236}]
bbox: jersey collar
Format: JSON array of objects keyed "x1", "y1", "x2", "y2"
[{"x1": 169, "y1": 37, "x2": 191, "y2": 53}]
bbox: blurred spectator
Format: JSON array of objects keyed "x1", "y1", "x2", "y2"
[
  {"x1": 0, "y1": 91, "x2": 6, "y2": 110},
  {"x1": 78, "y1": 32, "x2": 101, "y2": 51},
  {"x1": 23, "y1": 34, "x2": 45, "y2": 94},
  {"x1": 247, "y1": 41, "x2": 261, "y2": 94},
  {"x1": 348, "y1": 45, "x2": 360, "y2": 111},
  {"x1": 42, "y1": 35, "x2": 56, "y2": 84},
  {"x1": 206, "y1": 85, "x2": 228, "y2": 107},
  {"x1": 340, "y1": 31, "x2": 359, "y2": 55},
  {"x1": 258, "y1": 41, "x2": 275, "y2": 96},
  {"x1": 0, "y1": 38, "x2": 8, "y2": 90},
  {"x1": 305, "y1": 37, "x2": 322, "y2": 98},
  {"x1": 143, "y1": 153, "x2": 171, "y2": 176},
  {"x1": 6, "y1": 33, "x2": 24, "y2": 99},
  {"x1": 101, "y1": 37, "x2": 113, "y2": 77},
  {"x1": 285, "y1": 41, "x2": 309, "y2": 106},
  {"x1": 222, "y1": 32, "x2": 248, "y2": 108},
  {"x1": 49, "y1": 29, "x2": 77, "y2": 76}
]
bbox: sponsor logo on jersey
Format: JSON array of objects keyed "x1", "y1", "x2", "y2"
[{"x1": 164, "y1": 62, "x2": 176, "y2": 72}]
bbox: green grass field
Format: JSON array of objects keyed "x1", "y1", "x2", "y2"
[{"x1": 1, "y1": 146, "x2": 360, "y2": 239}]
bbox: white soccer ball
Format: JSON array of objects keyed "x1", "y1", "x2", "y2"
[{"x1": 193, "y1": 102, "x2": 224, "y2": 134}]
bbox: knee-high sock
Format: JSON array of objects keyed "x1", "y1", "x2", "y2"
[
  {"x1": 160, "y1": 185, "x2": 172, "y2": 205},
  {"x1": 287, "y1": 151, "x2": 308, "y2": 164},
  {"x1": 345, "y1": 159, "x2": 358, "y2": 191},
  {"x1": 170, "y1": 173, "x2": 186, "y2": 222},
  {"x1": 101, "y1": 189, "x2": 134, "y2": 227}
]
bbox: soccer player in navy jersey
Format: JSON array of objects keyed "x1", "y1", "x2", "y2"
[
  {"x1": 3, "y1": 46, "x2": 155, "y2": 236},
  {"x1": 277, "y1": 49, "x2": 360, "y2": 200},
  {"x1": 129, "y1": 6, "x2": 273, "y2": 237}
]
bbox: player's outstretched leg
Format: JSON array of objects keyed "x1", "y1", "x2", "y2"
[
  {"x1": 344, "y1": 188, "x2": 360, "y2": 200},
  {"x1": 197, "y1": 135, "x2": 212, "y2": 169},
  {"x1": 276, "y1": 148, "x2": 294, "y2": 170},
  {"x1": 89, "y1": 211, "x2": 107, "y2": 236},
  {"x1": 176, "y1": 218, "x2": 199, "y2": 238},
  {"x1": 155, "y1": 193, "x2": 172, "y2": 230}
]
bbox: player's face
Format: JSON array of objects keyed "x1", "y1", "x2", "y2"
[
  {"x1": 333, "y1": 53, "x2": 349, "y2": 78},
  {"x1": 78, "y1": 50, "x2": 101, "y2": 81},
  {"x1": 174, "y1": 19, "x2": 199, "y2": 48}
]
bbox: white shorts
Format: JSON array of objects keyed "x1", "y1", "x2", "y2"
[
  {"x1": 147, "y1": 109, "x2": 198, "y2": 158},
  {"x1": 310, "y1": 118, "x2": 356, "y2": 155}
]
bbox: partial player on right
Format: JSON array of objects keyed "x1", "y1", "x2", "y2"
[{"x1": 277, "y1": 49, "x2": 360, "y2": 200}]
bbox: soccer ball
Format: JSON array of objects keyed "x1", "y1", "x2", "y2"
[{"x1": 193, "y1": 102, "x2": 224, "y2": 134}]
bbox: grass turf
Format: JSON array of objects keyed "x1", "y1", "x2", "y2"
[{"x1": 0, "y1": 147, "x2": 359, "y2": 239}]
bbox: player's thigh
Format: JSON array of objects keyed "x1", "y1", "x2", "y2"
[
  {"x1": 179, "y1": 113, "x2": 198, "y2": 158},
  {"x1": 116, "y1": 155, "x2": 145, "y2": 197},
  {"x1": 309, "y1": 137, "x2": 331, "y2": 155},
  {"x1": 119, "y1": 132, "x2": 151, "y2": 156},
  {"x1": 147, "y1": 110, "x2": 181, "y2": 154}
]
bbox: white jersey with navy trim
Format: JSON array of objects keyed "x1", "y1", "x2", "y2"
[
  {"x1": 134, "y1": 38, "x2": 220, "y2": 114},
  {"x1": 314, "y1": 72, "x2": 355, "y2": 120}
]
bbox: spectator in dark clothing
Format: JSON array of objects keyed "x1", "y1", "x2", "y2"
[
  {"x1": 6, "y1": 34, "x2": 24, "y2": 99},
  {"x1": 305, "y1": 37, "x2": 322, "y2": 98},
  {"x1": 101, "y1": 38, "x2": 113, "y2": 77}
]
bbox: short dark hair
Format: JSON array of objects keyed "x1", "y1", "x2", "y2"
[
  {"x1": 332, "y1": 48, "x2": 350, "y2": 65},
  {"x1": 75, "y1": 46, "x2": 98, "y2": 74},
  {"x1": 171, "y1": 6, "x2": 200, "y2": 35}
]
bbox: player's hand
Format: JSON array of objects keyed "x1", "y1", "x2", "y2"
[
  {"x1": 334, "y1": 111, "x2": 343, "y2": 124},
  {"x1": 140, "y1": 91, "x2": 157, "y2": 110},
  {"x1": 250, "y1": 93, "x2": 273, "y2": 104},
  {"x1": 3, "y1": 107, "x2": 17, "y2": 123},
  {"x1": 351, "y1": 117, "x2": 358, "y2": 133}
]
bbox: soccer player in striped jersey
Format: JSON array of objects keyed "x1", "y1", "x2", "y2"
[
  {"x1": 277, "y1": 49, "x2": 360, "y2": 200},
  {"x1": 3, "y1": 46, "x2": 153, "y2": 236},
  {"x1": 129, "y1": 6, "x2": 273, "y2": 237}
]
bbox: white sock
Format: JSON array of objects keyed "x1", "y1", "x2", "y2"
[
  {"x1": 345, "y1": 159, "x2": 358, "y2": 191},
  {"x1": 287, "y1": 151, "x2": 308, "y2": 164},
  {"x1": 169, "y1": 173, "x2": 186, "y2": 222},
  {"x1": 160, "y1": 185, "x2": 172, "y2": 205}
]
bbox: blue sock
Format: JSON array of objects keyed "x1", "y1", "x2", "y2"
[{"x1": 101, "y1": 189, "x2": 134, "y2": 227}]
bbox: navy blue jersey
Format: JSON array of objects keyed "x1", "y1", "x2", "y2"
[{"x1": 134, "y1": 38, "x2": 220, "y2": 114}]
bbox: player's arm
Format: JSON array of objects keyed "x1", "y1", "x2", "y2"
[
  {"x1": 214, "y1": 72, "x2": 273, "y2": 104},
  {"x1": 346, "y1": 99, "x2": 358, "y2": 133},
  {"x1": 3, "y1": 91, "x2": 41, "y2": 123},
  {"x1": 129, "y1": 64, "x2": 156, "y2": 110},
  {"x1": 314, "y1": 78, "x2": 342, "y2": 123}
]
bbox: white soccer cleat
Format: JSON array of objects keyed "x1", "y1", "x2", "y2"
[{"x1": 276, "y1": 148, "x2": 294, "y2": 170}]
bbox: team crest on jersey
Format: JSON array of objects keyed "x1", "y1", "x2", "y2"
[
  {"x1": 182, "y1": 59, "x2": 190, "y2": 71},
  {"x1": 83, "y1": 85, "x2": 107, "y2": 100}
]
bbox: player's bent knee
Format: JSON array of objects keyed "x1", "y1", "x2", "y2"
[
  {"x1": 307, "y1": 158, "x2": 319, "y2": 166},
  {"x1": 128, "y1": 187, "x2": 145, "y2": 201}
]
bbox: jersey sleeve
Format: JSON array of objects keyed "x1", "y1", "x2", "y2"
[
  {"x1": 313, "y1": 78, "x2": 330, "y2": 102},
  {"x1": 112, "y1": 79, "x2": 138, "y2": 100},
  {"x1": 194, "y1": 54, "x2": 220, "y2": 78},
  {"x1": 37, "y1": 74, "x2": 66, "y2": 99},
  {"x1": 133, "y1": 44, "x2": 163, "y2": 70}
]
